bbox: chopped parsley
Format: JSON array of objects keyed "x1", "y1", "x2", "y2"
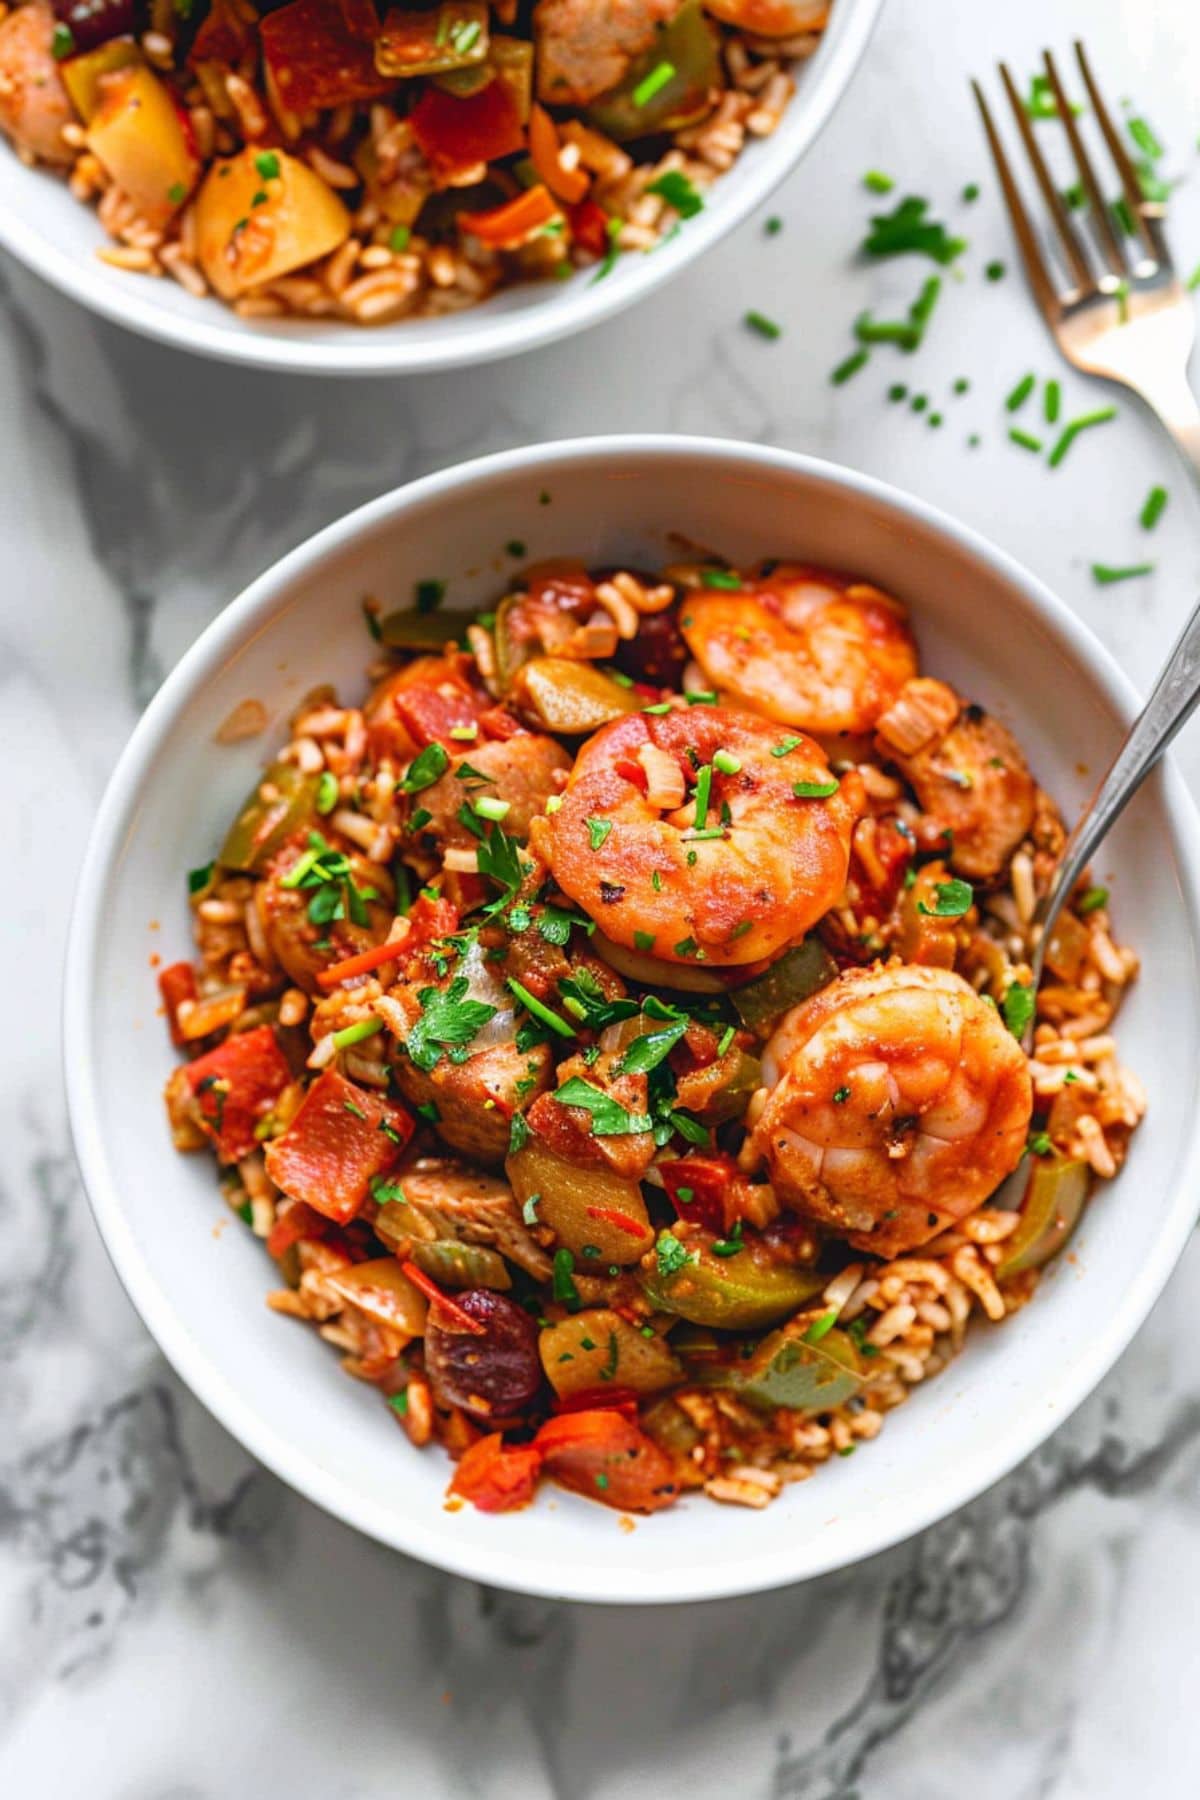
[
  {"x1": 370, "y1": 1176, "x2": 407, "y2": 1206},
  {"x1": 711, "y1": 1222, "x2": 744, "y2": 1259},
  {"x1": 586, "y1": 817, "x2": 613, "y2": 852},
  {"x1": 388, "y1": 1391, "x2": 409, "y2": 1415},
  {"x1": 390, "y1": 224, "x2": 411, "y2": 253},
  {"x1": 616, "y1": 1019, "x2": 688, "y2": 1076},
  {"x1": 633, "y1": 929, "x2": 656, "y2": 953},
  {"x1": 188, "y1": 862, "x2": 214, "y2": 895},
  {"x1": 647, "y1": 169, "x2": 704, "y2": 219},
  {"x1": 50, "y1": 21, "x2": 74, "y2": 57},
  {"x1": 917, "y1": 878, "x2": 974, "y2": 918},
  {"x1": 700, "y1": 569, "x2": 741, "y2": 589},
  {"x1": 315, "y1": 771, "x2": 339, "y2": 815},
  {"x1": 414, "y1": 578, "x2": 446, "y2": 614},
  {"x1": 1001, "y1": 982, "x2": 1035, "y2": 1040},
  {"x1": 656, "y1": 1232, "x2": 693, "y2": 1278},
  {"x1": 405, "y1": 976, "x2": 497, "y2": 1072},
  {"x1": 553, "y1": 1077, "x2": 651, "y2": 1136},
  {"x1": 509, "y1": 1112, "x2": 530, "y2": 1155},
  {"x1": 833, "y1": 1085, "x2": 851, "y2": 1103},
  {"x1": 1028, "y1": 1130, "x2": 1054, "y2": 1157},
  {"x1": 400, "y1": 743, "x2": 450, "y2": 793}
]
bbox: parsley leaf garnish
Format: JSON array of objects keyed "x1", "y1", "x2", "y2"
[
  {"x1": 405, "y1": 977, "x2": 497, "y2": 1072},
  {"x1": 553, "y1": 1077, "x2": 652, "y2": 1136},
  {"x1": 917, "y1": 878, "x2": 974, "y2": 918}
]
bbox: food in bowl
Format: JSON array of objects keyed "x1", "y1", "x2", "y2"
[
  {"x1": 0, "y1": 0, "x2": 828, "y2": 324},
  {"x1": 158, "y1": 556, "x2": 1143, "y2": 1517}
]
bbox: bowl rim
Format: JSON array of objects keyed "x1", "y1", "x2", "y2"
[
  {"x1": 64, "y1": 435, "x2": 1200, "y2": 1602},
  {"x1": 0, "y1": 0, "x2": 881, "y2": 377}
]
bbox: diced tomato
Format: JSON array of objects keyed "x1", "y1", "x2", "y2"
[
  {"x1": 410, "y1": 79, "x2": 525, "y2": 180},
  {"x1": 395, "y1": 683, "x2": 482, "y2": 748},
  {"x1": 659, "y1": 1153, "x2": 736, "y2": 1234},
  {"x1": 534, "y1": 1410, "x2": 679, "y2": 1513},
  {"x1": 263, "y1": 1069, "x2": 413, "y2": 1224},
  {"x1": 159, "y1": 961, "x2": 197, "y2": 1048},
  {"x1": 566, "y1": 197, "x2": 610, "y2": 258},
  {"x1": 335, "y1": 0, "x2": 377, "y2": 38},
  {"x1": 404, "y1": 891, "x2": 459, "y2": 952},
  {"x1": 184, "y1": 1024, "x2": 293, "y2": 1164},
  {"x1": 478, "y1": 705, "x2": 522, "y2": 741},
  {"x1": 449, "y1": 1433, "x2": 543, "y2": 1514},
  {"x1": 266, "y1": 1198, "x2": 330, "y2": 1259},
  {"x1": 187, "y1": 0, "x2": 254, "y2": 65},
  {"x1": 614, "y1": 756, "x2": 648, "y2": 793},
  {"x1": 260, "y1": 0, "x2": 394, "y2": 113}
]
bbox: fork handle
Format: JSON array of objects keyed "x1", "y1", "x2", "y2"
[
  {"x1": 1131, "y1": 364, "x2": 1200, "y2": 487},
  {"x1": 1041, "y1": 591, "x2": 1200, "y2": 933}
]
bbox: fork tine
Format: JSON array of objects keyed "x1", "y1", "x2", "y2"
[
  {"x1": 1074, "y1": 40, "x2": 1166, "y2": 268},
  {"x1": 1041, "y1": 49, "x2": 1128, "y2": 280},
  {"x1": 970, "y1": 80, "x2": 1061, "y2": 322},
  {"x1": 998, "y1": 61, "x2": 1095, "y2": 297}
]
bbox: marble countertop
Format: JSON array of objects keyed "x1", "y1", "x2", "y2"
[{"x1": 4, "y1": 0, "x2": 1200, "y2": 1791}]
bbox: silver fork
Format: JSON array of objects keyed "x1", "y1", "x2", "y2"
[{"x1": 973, "y1": 42, "x2": 1200, "y2": 485}]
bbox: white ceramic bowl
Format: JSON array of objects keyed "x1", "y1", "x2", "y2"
[
  {"x1": 0, "y1": 1, "x2": 880, "y2": 376},
  {"x1": 65, "y1": 437, "x2": 1200, "y2": 1602}
]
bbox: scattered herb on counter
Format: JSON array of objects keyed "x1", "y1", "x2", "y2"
[
  {"x1": 1047, "y1": 405, "x2": 1117, "y2": 468},
  {"x1": 1091, "y1": 561, "x2": 1155, "y2": 584},
  {"x1": 831, "y1": 347, "x2": 869, "y2": 383},
  {"x1": 1140, "y1": 485, "x2": 1168, "y2": 530},
  {"x1": 863, "y1": 170, "x2": 895, "y2": 193},
  {"x1": 746, "y1": 309, "x2": 783, "y2": 340},
  {"x1": 861, "y1": 195, "x2": 967, "y2": 265},
  {"x1": 1009, "y1": 428, "x2": 1044, "y2": 453}
]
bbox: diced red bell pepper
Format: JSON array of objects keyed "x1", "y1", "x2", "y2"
[
  {"x1": 265, "y1": 1199, "x2": 331, "y2": 1260},
  {"x1": 550, "y1": 1387, "x2": 639, "y2": 1417},
  {"x1": 614, "y1": 756, "x2": 648, "y2": 793},
  {"x1": 659, "y1": 1153, "x2": 736, "y2": 1234},
  {"x1": 159, "y1": 960, "x2": 198, "y2": 1048},
  {"x1": 263, "y1": 1068, "x2": 413, "y2": 1225},
  {"x1": 410, "y1": 79, "x2": 525, "y2": 180},
  {"x1": 567, "y1": 197, "x2": 610, "y2": 258},
  {"x1": 533, "y1": 1410, "x2": 679, "y2": 1513},
  {"x1": 448, "y1": 1433, "x2": 543, "y2": 1514},
  {"x1": 261, "y1": 0, "x2": 394, "y2": 113},
  {"x1": 184, "y1": 1024, "x2": 293, "y2": 1165}
]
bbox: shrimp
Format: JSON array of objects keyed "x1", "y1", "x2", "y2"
[
  {"x1": 874, "y1": 678, "x2": 1036, "y2": 882},
  {"x1": 703, "y1": 0, "x2": 830, "y2": 35},
  {"x1": 530, "y1": 704, "x2": 864, "y2": 968},
  {"x1": 680, "y1": 565, "x2": 918, "y2": 739},
  {"x1": 0, "y1": 2, "x2": 75, "y2": 166},
  {"x1": 749, "y1": 963, "x2": 1032, "y2": 1257}
]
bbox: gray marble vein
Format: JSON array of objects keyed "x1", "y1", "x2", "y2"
[{"x1": 2, "y1": 0, "x2": 1200, "y2": 1790}]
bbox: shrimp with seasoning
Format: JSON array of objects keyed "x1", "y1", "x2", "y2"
[
  {"x1": 749, "y1": 962, "x2": 1033, "y2": 1256},
  {"x1": 680, "y1": 565, "x2": 918, "y2": 738},
  {"x1": 530, "y1": 704, "x2": 864, "y2": 968}
]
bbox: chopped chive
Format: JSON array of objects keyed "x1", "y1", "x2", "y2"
[
  {"x1": 962, "y1": 182, "x2": 980, "y2": 202},
  {"x1": 331, "y1": 1017, "x2": 384, "y2": 1051},
  {"x1": 713, "y1": 749, "x2": 741, "y2": 775},
  {"x1": 632, "y1": 60, "x2": 675, "y2": 109},
  {"x1": 1127, "y1": 116, "x2": 1163, "y2": 159},
  {"x1": 448, "y1": 723, "x2": 478, "y2": 742},
  {"x1": 928, "y1": 413, "x2": 942, "y2": 428},
  {"x1": 646, "y1": 169, "x2": 702, "y2": 218},
  {"x1": 50, "y1": 21, "x2": 74, "y2": 56},
  {"x1": 414, "y1": 578, "x2": 446, "y2": 613},
  {"x1": 1009, "y1": 428, "x2": 1044, "y2": 453},
  {"x1": 389, "y1": 223, "x2": 411, "y2": 253},
  {"x1": 863, "y1": 170, "x2": 895, "y2": 193},
  {"x1": 1044, "y1": 379, "x2": 1061, "y2": 424},
  {"x1": 1047, "y1": 405, "x2": 1117, "y2": 468},
  {"x1": 633, "y1": 930, "x2": 656, "y2": 952},
  {"x1": 888, "y1": 383, "x2": 908, "y2": 402},
  {"x1": 693, "y1": 763, "x2": 713, "y2": 828},
  {"x1": 505, "y1": 539, "x2": 526, "y2": 557},
  {"x1": 952, "y1": 377, "x2": 969, "y2": 395},
  {"x1": 792, "y1": 778, "x2": 839, "y2": 799},
  {"x1": 1140, "y1": 485, "x2": 1168, "y2": 530},
  {"x1": 985, "y1": 260, "x2": 1006, "y2": 281},
  {"x1": 506, "y1": 978, "x2": 576, "y2": 1038},
  {"x1": 745, "y1": 310, "x2": 782, "y2": 340},
  {"x1": 1005, "y1": 373, "x2": 1036, "y2": 412},
  {"x1": 1188, "y1": 263, "x2": 1200, "y2": 292},
  {"x1": 700, "y1": 568, "x2": 741, "y2": 589},
  {"x1": 910, "y1": 393, "x2": 927, "y2": 413},
  {"x1": 473, "y1": 794, "x2": 511, "y2": 823},
  {"x1": 765, "y1": 215, "x2": 783, "y2": 235},
  {"x1": 1091, "y1": 561, "x2": 1155, "y2": 584},
  {"x1": 685, "y1": 690, "x2": 718, "y2": 705},
  {"x1": 316, "y1": 771, "x2": 339, "y2": 815},
  {"x1": 255, "y1": 150, "x2": 281, "y2": 181},
  {"x1": 1077, "y1": 885, "x2": 1109, "y2": 915},
  {"x1": 831, "y1": 347, "x2": 870, "y2": 384}
]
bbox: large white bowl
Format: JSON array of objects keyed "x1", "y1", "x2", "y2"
[
  {"x1": 0, "y1": 0, "x2": 880, "y2": 376},
  {"x1": 65, "y1": 437, "x2": 1200, "y2": 1602}
]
